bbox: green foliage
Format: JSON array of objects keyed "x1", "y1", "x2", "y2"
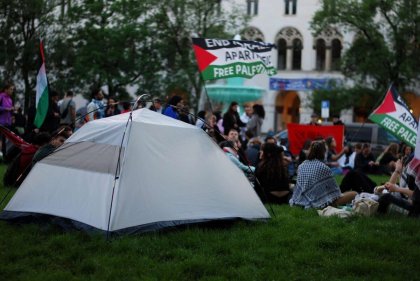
[
  {"x1": 311, "y1": 86, "x2": 385, "y2": 120},
  {"x1": 143, "y1": 0, "x2": 248, "y2": 108},
  {"x1": 0, "y1": 0, "x2": 59, "y2": 108},
  {"x1": 0, "y1": 0, "x2": 248, "y2": 109},
  {"x1": 62, "y1": 0, "x2": 161, "y2": 100},
  {"x1": 311, "y1": 88, "x2": 354, "y2": 117},
  {"x1": 311, "y1": 0, "x2": 420, "y2": 113}
]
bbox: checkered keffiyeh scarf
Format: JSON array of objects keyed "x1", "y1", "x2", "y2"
[
  {"x1": 407, "y1": 158, "x2": 420, "y2": 189},
  {"x1": 290, "y1": 160, "x2": 341, "y2": 209}
]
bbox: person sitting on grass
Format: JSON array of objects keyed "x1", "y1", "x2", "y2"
[
  {"x1": 220, "y1": 140, "x2": 255, "y2": 175},
  {"x1": 289, "y1": 140, "x2": 357, "y2": 209},
  {"x1": 354, "y1": 143, "x2": 380, "y2": 174},
  {"x1": 376, "y1": 154, "x2": 419, "y2": 216},
  {"x1": 255, "y1": 143, "x2": 290, "y2": 204},
  {"x1": 325, "y1": 136, "x2": 348, "y2": 175},
  {"x1": 377, "y1": 142, "x2": 399, "y2": 175}
]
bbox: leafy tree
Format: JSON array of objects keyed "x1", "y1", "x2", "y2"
[
  {"x1": 0, "y1": 0, "x2": 60, "y2": 110},
  {"x1": 60, "y1": 0, "x2": 247, "y2": 106},
  {"x1": 1, "y1": 0, "x2": 248, "y2": 111},
  {"x1": 145, "y1": 0, "x2": 248, "y2": 109},
  {"x1": 61, "y1": 0, "x2": 163, "y2": 101},
  {"x1": 311, "y1": 87, "x2": 380, "y2": 120},
  {"x1": 310, "y1": 0, "x2": 420, "y2": 118}
]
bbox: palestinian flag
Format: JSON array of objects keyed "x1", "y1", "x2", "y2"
[
  {"x1": 34, "y1": 41, "x2": 49, "y2": 128},
  {"x1": 369, "y1": 85, "x2": 417, "y2": 147},
  {"x1": 192, "y1": 38, "x2": 276, "y2": 80}
]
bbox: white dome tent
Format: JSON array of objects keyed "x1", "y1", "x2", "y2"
[{"x1": 1, "y1": 109, "x2": 269, "y2": 234}]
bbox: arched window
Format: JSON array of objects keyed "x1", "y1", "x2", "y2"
[
  {"x1": 331, "y1": 38, "x2": 342, "y2": 71},
  {"x1": 241, "y1": 26, "x2": 265, "y2": 42},
  {"x1": 277, "y1": 39, "x2": 287, "y2": 70},
  {"x1": 313, "y1": 27, "x2": 343, "y2": 72},
  {"x1": 315, "y1": 39, "x2": 326, "y2": 70},
  {"x1": 275, "y1": 27, "x2": 303, "y2": 70},
  {"x1": 292, "y1": 38, "x2": 302, "y2": 70}
]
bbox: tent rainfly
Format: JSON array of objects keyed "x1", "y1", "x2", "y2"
[{"x1": 0, "y1": 109, "x2": 269, "y2": 234}]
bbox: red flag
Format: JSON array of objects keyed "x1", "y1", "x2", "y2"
[{"x1": 287, "y1": 124, "x2": 344, "y2": 155}]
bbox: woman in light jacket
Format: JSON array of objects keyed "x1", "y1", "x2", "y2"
[{"x1": 246, "y1": 104, "x2": 265, "y2": 137}]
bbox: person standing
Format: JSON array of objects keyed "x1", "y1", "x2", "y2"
[
  {"x1": 240, "y1": 103, "x2": 253, "y2": 124},
  {"x1": 240, "y1": 103, "x2": 253, "y2": 142},
  {"x1": 149, "y1": 98, "x2": 163, "y2": 113},
  {"x1": 205, "y1": 113, "x2": 224, "y2": 143},
  {"x1": 223, "y1": 101, "x2": 245, "y2": 136},
  {"x1": 246, "y1": 104, "x2": 265, "y2": 137},
  {"x1": 0, "y1": 82, "x2": 15, "y2": 158},
  {"x1": 40, "y1": 90, "x2": 60, "y2": 133},
  {"x1": 163, "y1": 95, "x2": 183, "y2": 120},
  {"x1": 12, "y1": 107, "x2": 26, "y2": 136},
  {"x1": 86, "y1": 88, "x2": 105, "y2": 122},
  {"x1": 105, "y1": 96, "x2": 121, "y2": 117},
  {"x1": 0, "y1": 82, "x2": 15, "y2": 129},
  {"x1": 179, "y1": 105, "x2": 194, "y2": 124},
  {"x1": 195, "y1": 110, "x2": 206, "y2": 129},
  {"x1": 120, "y1": 102, "x2": 132, "y2": 114},
  {"x1": 332, "y1": 114, "x2": 344, "y2": 125},
  {"x1": 60, "y1": 90, "x2": 76, "y2": 127},
  {"x1": 308, "y1": 113, "x2": 320, "y2": 126}
]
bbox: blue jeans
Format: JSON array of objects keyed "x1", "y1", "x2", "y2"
[{"x1": 330, "y1": 167, "x2": 343, "y2": 176}]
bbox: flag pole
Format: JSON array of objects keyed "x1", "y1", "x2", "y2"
[
  {"x1": 194, "y1": 59, "x2": 214, "y2": 114},
  {"x1": 199, "y1": 76, "x2": 214, "y2": 113}
]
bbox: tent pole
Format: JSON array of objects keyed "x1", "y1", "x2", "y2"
[{"x1": 106, "y1": 112, "x2": 133, "y2": 240}]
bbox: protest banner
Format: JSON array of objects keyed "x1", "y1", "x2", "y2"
[{"x1": 192, "y1": 38, "x2": 276, "y2": 80}]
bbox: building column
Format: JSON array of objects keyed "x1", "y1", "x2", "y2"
[
  {"x1": 297, "y1": 91, "x2": 311, "y2": 124},
  {"x1": 262, "y1": 90, "x2": 277, "y2": 133},
  {"x1": 325, "y1": 46, "x2": 332, "y2": 71},
  {"x1": 286, "y1": 46, "x2": 293, "y2": 70}
]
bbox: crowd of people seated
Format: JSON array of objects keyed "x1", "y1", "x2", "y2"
[
  {"x1": 194, "y1": 101, "x2": 419, "y2": 218},
  {"x1": 0, "y1": 86, "x2": 418, "y2": 218}
]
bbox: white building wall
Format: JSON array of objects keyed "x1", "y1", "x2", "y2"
[{"x1": 229, "y1": 0, "x2": 355, "y2": 132}]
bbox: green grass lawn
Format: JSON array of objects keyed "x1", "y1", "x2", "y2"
[{"x1": 0, "y1": 165, "x2": 419, "y2": 281}]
